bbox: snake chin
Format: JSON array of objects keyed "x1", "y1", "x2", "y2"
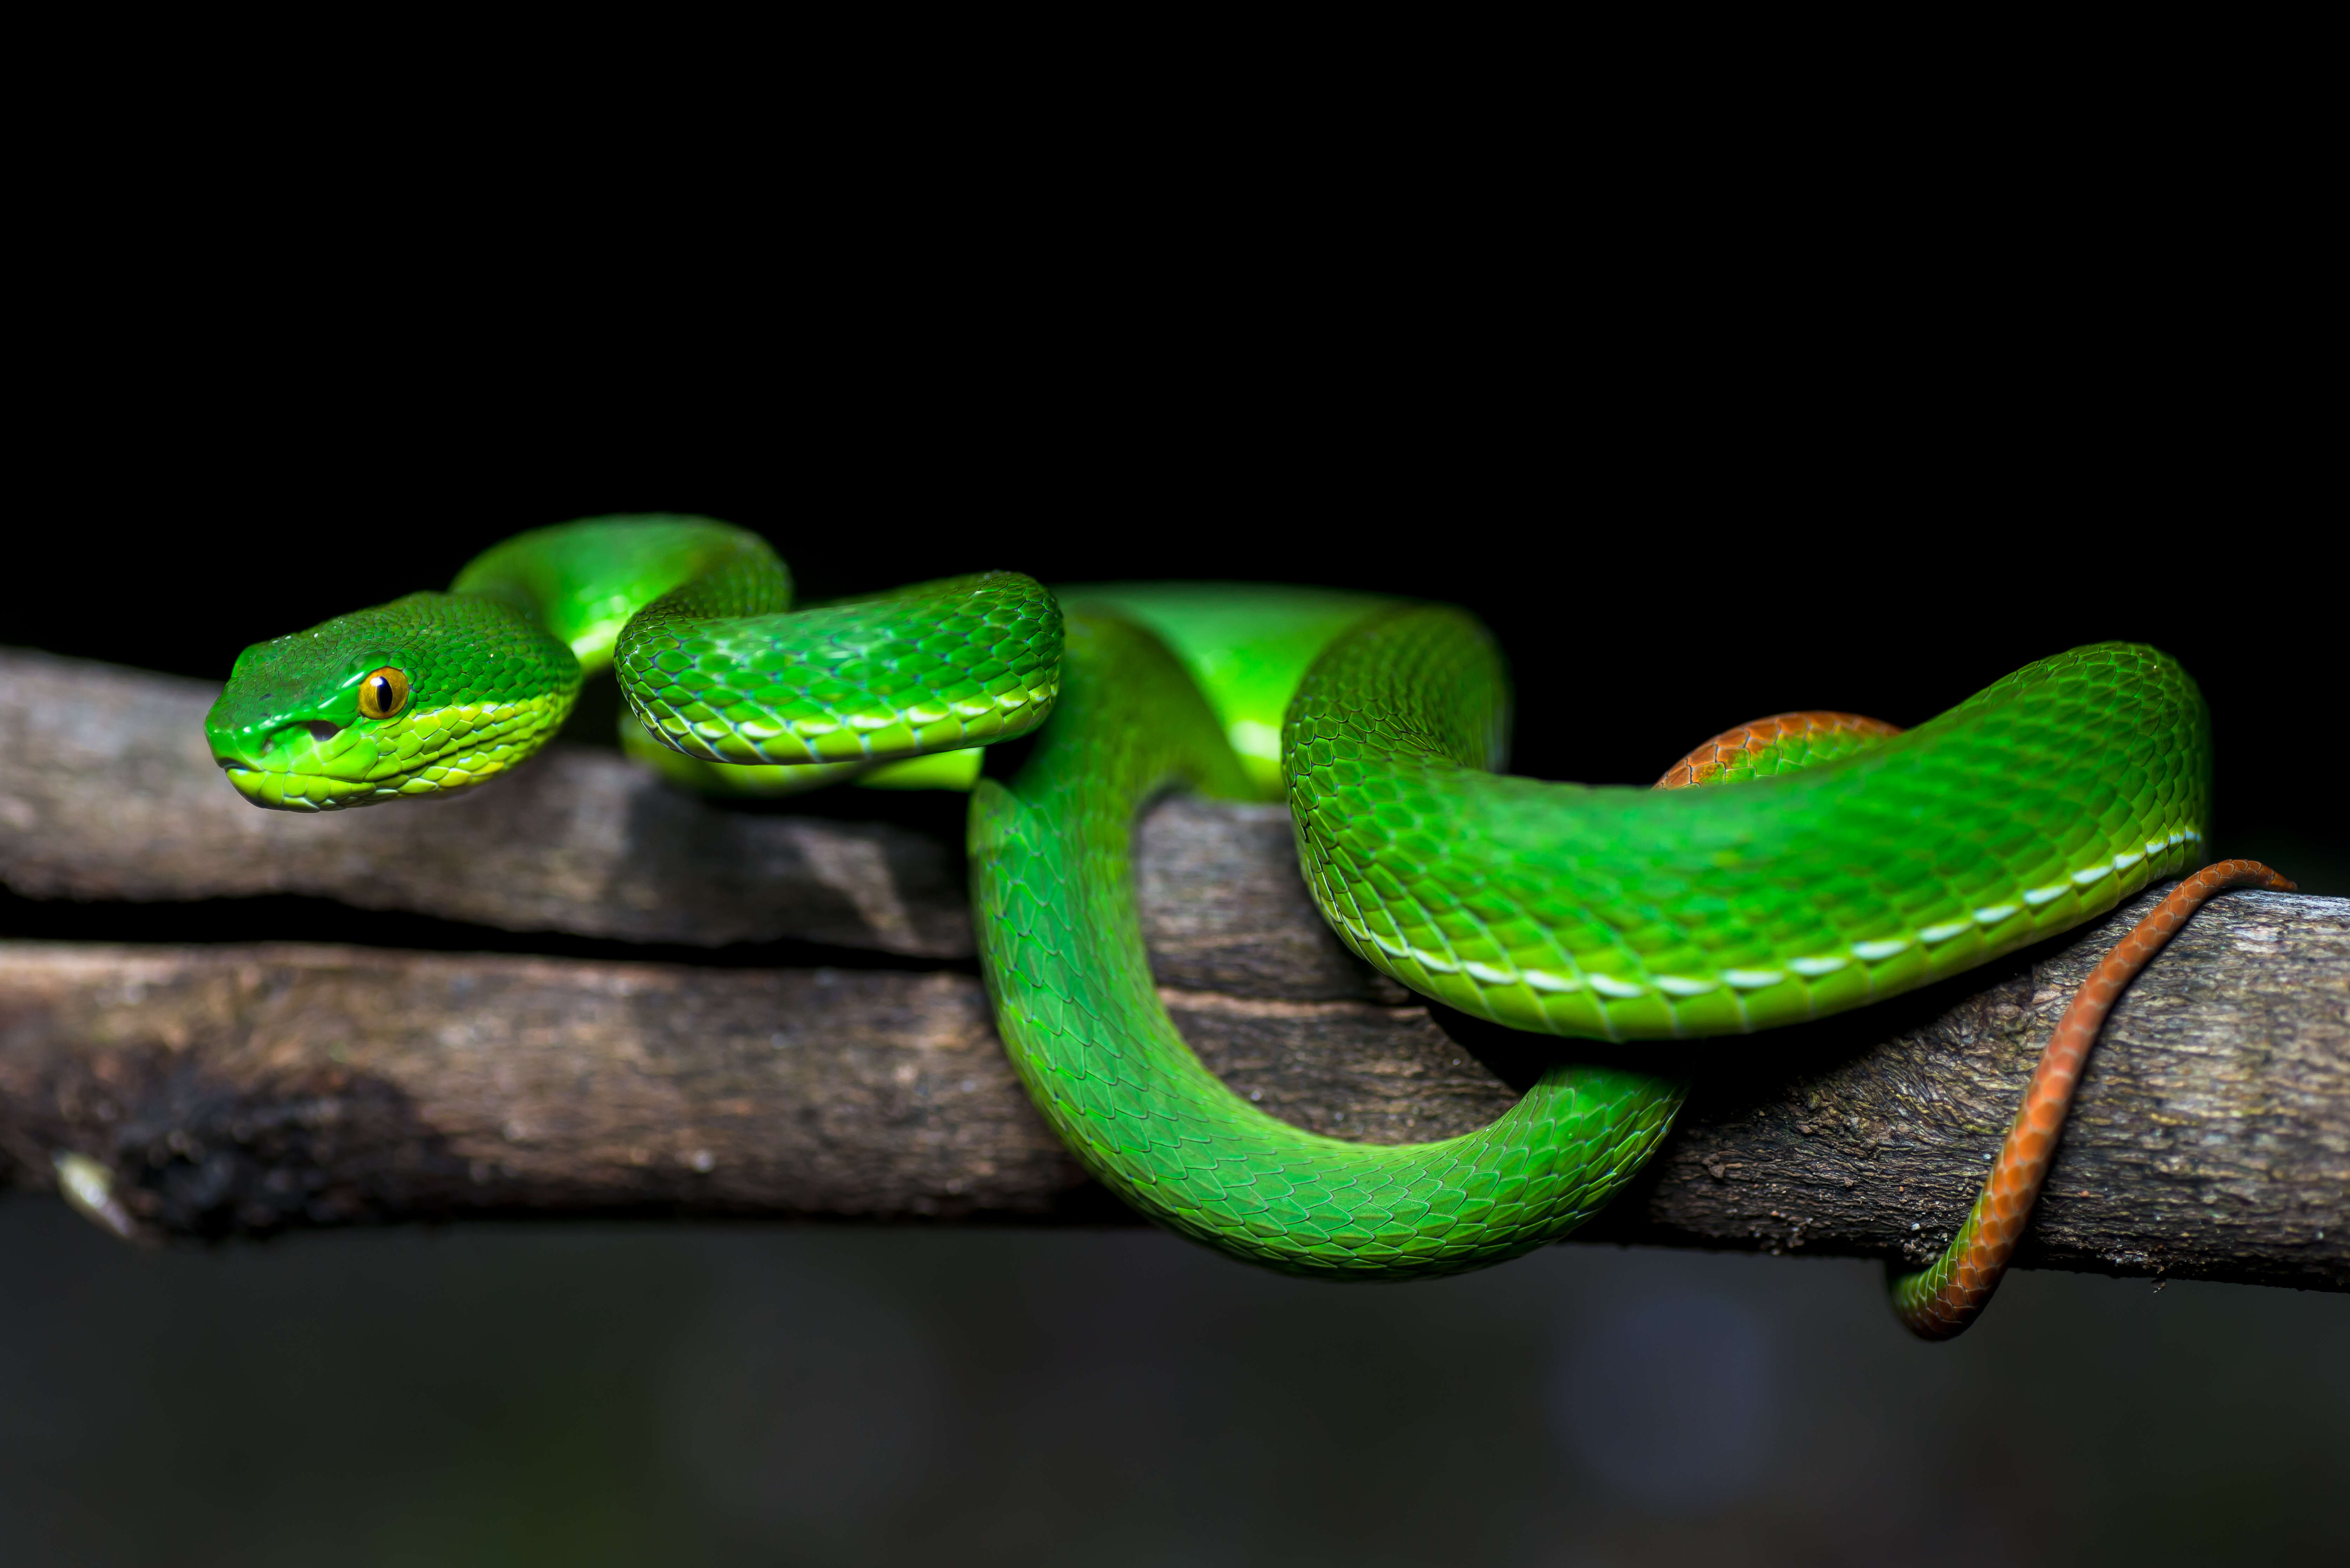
[
  {"x1": 211, "y1": 722, "x2": 386, "y2": 813},
  {"x1": 216, "y1": 760, "x2": 374, "y2": 813}
]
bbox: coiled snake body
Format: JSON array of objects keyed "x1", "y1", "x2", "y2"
[{"x1": 205, "y1": 516, "x2": 2289, "y2": 1336}]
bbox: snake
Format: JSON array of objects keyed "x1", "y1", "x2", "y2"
[{"x1": 203, "y1": 515, "x2": 2290, "y2": 1337}]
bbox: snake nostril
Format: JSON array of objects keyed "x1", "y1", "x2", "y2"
[{"x1": 303, "y1": 721, "x2": 341, "y2": 743}]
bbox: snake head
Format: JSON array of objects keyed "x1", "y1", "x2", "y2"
[{"x1": 205, "y1": 592, "x2": 582, "y2": 811}]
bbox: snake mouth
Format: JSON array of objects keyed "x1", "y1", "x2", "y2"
[
  {"x1": 218, "y1": 759, "x2": 317, "y2": 812},
  {"x1": 213, "y1": 744, "x2": 515, "y2": 812},
  {"x1": 214, "y1": 756, "x2": 375, "y2": 812},
  {"x1": 208, "y1": 713, "x2": 407, "y2": 811}
]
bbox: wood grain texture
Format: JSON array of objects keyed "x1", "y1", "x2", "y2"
[{"x1": 2, "y1": 651, "x2": 2343, "y2": 1289}]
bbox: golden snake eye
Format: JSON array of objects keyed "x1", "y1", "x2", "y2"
[{"x1": 357, "y1": 667, "x2": 409, "y2": 719}]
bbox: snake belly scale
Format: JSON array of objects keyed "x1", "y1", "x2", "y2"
[{"x1": 204, "y1": 515, "x2": 2284, "y2": 1332}]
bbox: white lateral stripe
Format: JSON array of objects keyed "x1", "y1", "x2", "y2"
[
  {"x1": 1462, "y1": 961, "x2": 1516, "y2": 985},
  {"x1": 2112, "y1": 850, "x2": 2143, "y2": 871},
  {"x1": 1973, "y1": 903, "x2": 2020, "y2": 925},
  {"x1": 1918, "y1": 920, "x2": 1972, "y2": 944},
  {"x1": 2072, "y1": 863, "x2": 2113, "y2": 887},
  {"x1": 1787, "y1": 955, "x2": 1848, "y2": 976},
  {"x1": 1721, "y1": 969, "x2": 1784, "y2": 989},
  {"x1": 1852, "y1": 938, "x2": 1911, "y2": 962},
  {"x1": 2022, "y1": 884, "x2": 2070, "y2": 906},
  {"x1": 1586, "y1": 973, "x2": 1647, "y2": 998},
  {"x1": 1653, "y1": 975, "x2": 1717, "y2": 997},
  {"x1": 1522, "y1": 970, "x2": 1581, "y2": 993}
]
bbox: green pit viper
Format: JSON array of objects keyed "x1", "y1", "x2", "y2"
[{"x1": 204, "y1": 515, "x2": 2289, "y2": 1337}]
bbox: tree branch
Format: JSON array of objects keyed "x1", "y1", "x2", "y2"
[
  {"x1": 3, "y1": 650, "x2": 2344, "y2": 1289},
  {"x1": 0, "y1": 649, "x2": 970, "y2": 956}
]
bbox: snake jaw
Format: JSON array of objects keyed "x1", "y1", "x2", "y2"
[
  {"x1": 217, "y1": 760, "x2": 328, "y2": 812},
  {"x1": 212, "y1": 722, "x2": 386, "y2": 811},
  {"x1": 210, "y1": 697, "x2": 573, "y2": 812},
  {"x1": 208, "y1": 690, "x2": 398, "y2": 811}
]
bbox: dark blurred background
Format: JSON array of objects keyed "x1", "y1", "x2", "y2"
[
  {"x1": 4, "y1": 1204, "x2": 2345, "y2": 1566},
  {"x1": 5, "y1": 156, "x2": 2341, "y2": 1562}
]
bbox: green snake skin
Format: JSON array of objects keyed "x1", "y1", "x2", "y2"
[
  {"x1": 207, "y1": 517, "x2": 2214, "y2": 1287},
  {"x1": 1283, "y1": 608, "x2": 2207, "y2": 1042}
]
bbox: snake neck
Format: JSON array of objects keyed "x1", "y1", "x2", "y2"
[{"x1": 450, "y1": 515, "x2": 779, "y2": 672}]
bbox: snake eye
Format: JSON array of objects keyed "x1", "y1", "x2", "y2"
[{"x1": 357, "y1": 667, "x2": 409, "y2": 719}]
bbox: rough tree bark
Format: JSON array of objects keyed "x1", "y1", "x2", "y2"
[{"x1": 2, "y1": 650, "x2": 2344, "y2": 1291}]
